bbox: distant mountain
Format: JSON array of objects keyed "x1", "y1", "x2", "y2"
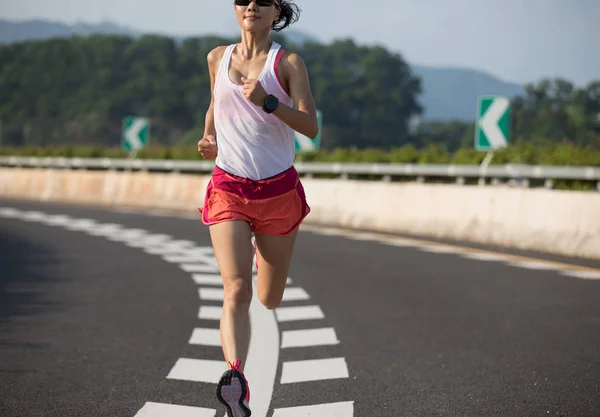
[
  {"x1": 412, "y1": 65, "x2": 524, "y2": 121},
  {"x1": 0, "y1": 19, "x2": 525, "y2": 121},
  {"x1": 0, "y1": 19, "x2": 137, "y2": 44}
]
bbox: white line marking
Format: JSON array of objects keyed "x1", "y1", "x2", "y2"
[
  {"x1": 164, "y1": 239, "x2": 198, "y2": 249},
  {"x1": 20, "y1": 211, "x2": 47, "y2": 221},
  {"x1": 166, "y1": 358, "x2": 226, "y2": 383},
  {"x1": 134, "y1": 402, "x2": 216, "y2": 417},
  {"x1": 0, "y1": 207, "x2": 21, "y2": 217},
  {"x1": 282, "y1": 287, "x2": 310, "y2": 302},
  {"x1": 199, "y1": 288, "x2": 224, "y2": 301},
  {"x1": 244, "y1": 282, "x2": 280, "y2": 417},
  {"x1": 164, "y1": 255, "x2": 218, "y2": 264},
  {"x1": 189, "y1": 328, "x2": 221, "y2": 346},
  {"x1": 105, "y1": 229, "x2": 148, "y2": 242},
  {"x1": 192, "y1": 274, "x2": 223, "y2": 286},
  {"x1": 281, "y1": 357, "x2": 349, "y2": 384},
  {"x1": 507, "y1": 261, "x2": 560, "y2": 270},
  {"x1": 272, "y1": 401, "x2": 354, "y2": 417},
  {"x1": 461, "y1": 252, "x2": 509, "y2": 262},
  {"x1": 198, "y1": 306, "x2": 222, "y2": 320},
  {"x1": 84, "y1": 223, "x2": 124, "y2": 236},
  {"x1": 418, "y1": 245, "x2": 462, "y2": 254},
  {"x1": 345, "y1": 233, "x2": 379, "y2": 241},
  {"x1": 182, "y1": 264, "x2": 220, "y2": 273},
  {"x1": 281, "y1": 328, "x2": 340, "y2": 349},
  {"x1": 561, "y1": 270, "x2": 600, "y2": 280},
  {"x1": 126, "y1": 234, "x2": 173, "y2": 247},
  {"x1": 63, "y1": 219, "x2": 98, "y2": 231},
  {"x1": 41, "y1": 214, "x2": 73, "y2": 225},
  {"x1": 275, "y1": 306, "x2": 325, "y2": 322},
  {"x1": 379, "y1": 238, "x2": 417, "y2": 247}
]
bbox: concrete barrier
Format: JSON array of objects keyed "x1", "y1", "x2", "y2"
[{"x1": 1, "y1": 168, "x2": 599, "y2": 260}]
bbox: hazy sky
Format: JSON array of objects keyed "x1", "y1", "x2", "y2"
[{"x1": 2, "y1": 0, "x2": 599, "y2": 86}]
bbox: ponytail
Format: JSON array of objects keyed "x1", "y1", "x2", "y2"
[{"x1": 272, "y1": 0, "x2": 300, "y2": 32}]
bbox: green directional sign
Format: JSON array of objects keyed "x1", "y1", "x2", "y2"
[
  {"x1": 122, "y1": 117, "x2": 150, "y2": 152},
  {"x1": 475, "y1": 96, "x2": 510, "y2": 151},
  {"x1": 295, "y1": 109, "x2": 323, "y2": 152}
]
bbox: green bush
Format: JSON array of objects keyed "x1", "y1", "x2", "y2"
[{"x1": 2, "y1": 143, "x2": 599, "y2": 167}]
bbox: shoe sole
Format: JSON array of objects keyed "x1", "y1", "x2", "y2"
[{"x1": 217, "y1": 370, "x2": 251, "y2": 417}]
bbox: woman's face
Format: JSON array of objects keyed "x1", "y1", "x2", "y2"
[{"x1": 235, "y1": 0, "x2": 280, "y2": 33}]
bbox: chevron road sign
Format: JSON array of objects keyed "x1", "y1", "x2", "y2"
[
  {"x1": 295, "y1": 109, "x2": 323, "y2": 152},
  {"x1": 475, "y1": 96, "x2": 511, "y2": 151},
  {"x1": 122, "y1": 117, "x2": 150, "y2": 153}
]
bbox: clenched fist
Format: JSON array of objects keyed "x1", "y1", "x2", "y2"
[
  {"x1": 198, "y1": 135, "x2": 217, "y2": 159},
  {"x1": 241, "y1": 76, "x2": 268, "y2": 107}
]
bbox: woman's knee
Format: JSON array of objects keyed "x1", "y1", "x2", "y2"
[{"x1": 223, "y1": 276, "x2": 253, "y2": 308}]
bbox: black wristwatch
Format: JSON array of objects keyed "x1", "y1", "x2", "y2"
[{"x1": 262, "y1": 94, "x2": 279, "y2": 114}]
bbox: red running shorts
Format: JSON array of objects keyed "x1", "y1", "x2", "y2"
[{"x1": 199, "y1": 165, "x2": 311, "y2": 236}]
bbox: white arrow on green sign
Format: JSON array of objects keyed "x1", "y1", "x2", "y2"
[
  {"x1": 295, "y1": 109, "x2": 323, "y2": 152},
  {"x1": 475, "y1": 96, "x2": 510, "y2": 151},
  {"x1": 122, "y1": 117, "x2": 150, "y2": 152}
]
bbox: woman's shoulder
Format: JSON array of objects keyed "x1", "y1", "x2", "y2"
[
  {"x1": 207, "y1": 44, "x2": 240, "y2": 73},
  {"x1": 278, "y1": 48, "x2": 308, "y2": 77},
  {"x1": 207, "y1": 45, "x2": 230, "y2": 65}
]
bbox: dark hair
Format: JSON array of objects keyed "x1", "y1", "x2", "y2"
[{"x1": 272, "y1": 1, "x2": 300, "y2": 32}]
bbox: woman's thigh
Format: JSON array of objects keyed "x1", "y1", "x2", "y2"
[{"x1": 209, "y1": 220, "x2": 254, "y2": 299}]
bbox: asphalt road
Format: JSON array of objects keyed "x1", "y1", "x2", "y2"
[{"x1": 1, "y1": 199, "x2": 599, "y2": 417}]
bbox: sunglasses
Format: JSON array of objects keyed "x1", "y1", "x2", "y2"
[{"x1": 235, "y1": 0, "x2": 279, "y2": 6}]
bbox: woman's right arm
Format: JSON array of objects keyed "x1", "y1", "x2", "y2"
[{"x1": 198, "y1": 46, "x2": 226, "y2": 159}]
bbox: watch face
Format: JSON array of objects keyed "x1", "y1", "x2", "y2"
[{"x1": 265, "y1": 95, "x2": 279, "y2": 111}]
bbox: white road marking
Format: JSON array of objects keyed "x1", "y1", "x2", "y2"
[
  {"x1": 164, "y1": 254, "x2": 218, "y2": 264},
  {"x1": 282, "y1": 287, "x2": 310, "y2": 302},
  {"x1": 134, "y1": 402, "x2": 216, "y2": 417},
  {"x1": 198, "y1": 306, "x2": 223, "y2": 320},
  {"x1": 345, "y1": 233, "x2": 379, "y2": 241},
  {"x1": 20, "y1": 211, "x2": 47, "y2": 221},
  {"x1": 161, "y1": 239, "x2": 198, "y2": 249},
  {"x1": 244, "y1": 282, "x2": 280, "y2": 417},
  {"x1": 418, "y1": 245, "x2": 463, "y2": 254},
  {"x1": 105, "y1": 229, "x2": 148, "y2": 242},
  {"x1": 144, "y1": 246, "x2": 192, "y2": 255},
  {"x1": 189, "y1": 328, "x2": 221, "y2": 347},
  {"x1": 0, "y1": 207, "x2": 21, "y2": 217},
  {"x1": 275, "y1": 306, "x2": 325, "y2": 322},
  {"x1": 281, "y1": 328, "x2": 340, "y2": 349},
  {"x1": 192, "y1": 274, "x2": 224, "y2": 286},
  {"x1": 41, "y1": 214, "x2": 73, "y2": 226},
  {"x1": 126, "y1": 234, "x2": 173, "y2": 248},
  {"x1": 377, "y1": 237, "x2": 415, "y2": 247},
  {"x1": 63, "y1": 219, "x2": 98, "y2": 231},
  {"x1": 461, "y1": 252, "x2": 509, "y2": 262},
  {"x1": 272, "y1": 401, "x2": 354, "y2": 417},
  {"x1": 280, "y1": 357, "x2": 349, "y2": 384},
  {"x1": 166, "y1": 358, "x2": 226, "y2": 383},
  {"x1": 199, "y1": 288, "x2": 224, "y2": 301},
  {"x1": 85, "y1": 223, "x2": 124, "y2": 236},
  {"x1": 507, "y1": 261, "x2": 560, "y2": 270},
  {"x1": 182, "y1": 264, "x2": 220, "y2": 273},
  {"x1": 561, "y1": 270, "x2": 600, "y2": 280}
]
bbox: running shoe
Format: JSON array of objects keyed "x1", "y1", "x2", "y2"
[{"x1": 217, "y1": 359, "x2": 251, "y2": 417}]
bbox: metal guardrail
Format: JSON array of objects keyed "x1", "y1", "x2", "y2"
[{"x1": 1, "y1": 156, "x2": 599, "y2": 189}]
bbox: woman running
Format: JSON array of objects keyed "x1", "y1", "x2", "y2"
[{"x1": 196, "y1": 1, "x2": 317, "y2": 416}]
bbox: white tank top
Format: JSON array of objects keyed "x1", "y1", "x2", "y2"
[{"x1": 213, "y1": 42, "x2": 296, "y2": 180}]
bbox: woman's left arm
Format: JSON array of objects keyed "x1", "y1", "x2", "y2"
[{"x1": 241, "y1": 53, "x2": 319, "y2": 139}]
